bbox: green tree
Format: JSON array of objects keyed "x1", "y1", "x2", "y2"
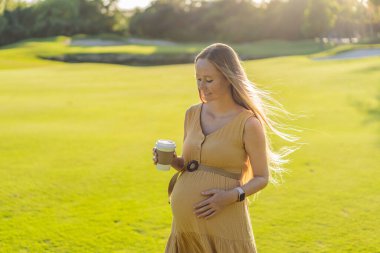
[
  {"x1": 1, "y1": 0, "x2": 28, "y2": 13},
  {"x1": 368, "y1": 0, "x2": 380, "y2": 37},
  {"x1": 93, "y1": 0, "x2": 119, "y2": 15},
  {"x1": 32, "y1": 0, "x2": 116, "y2": 37},
  {"x1": 129, "y1": 1, "x2": 188, "y2": 40},
  {"x1": 302, "y1": 0, "x2": 338, "y2": 39},
  {"x1": 214, "y1": 0, "x2": 261, "y2": 43},
  {"x1": 0, "y1": 6, "x2": 34, "y2": 45},
  {"x1": 333, "y1": 0, "x2": 368, "y2": 38},
  {"x1": 0, "y1": 0, "x2": 119, "y2": 46},
  {"x1": 75, "y1": 0, "x2": 116, "y2": 34},
  {"x1": 32, "y1": 0, "x2": 79, "y2": 36},
  {"x1": 260, "y1": 0, "x2": 308, "y2": 40}
]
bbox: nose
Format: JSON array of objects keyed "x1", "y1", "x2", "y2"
[{"x1": 198, "y1": 79, "x2": 207, "y2": 88}]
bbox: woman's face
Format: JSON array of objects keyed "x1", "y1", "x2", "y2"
[{"x1": 195, "y1": 58, "x2": 231, "y2": 102}]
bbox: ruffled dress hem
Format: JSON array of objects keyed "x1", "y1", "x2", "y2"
[{"x1": 165, "y1": 231, "x2": 257, "y2": 253}]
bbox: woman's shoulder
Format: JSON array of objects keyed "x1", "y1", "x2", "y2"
[
  {"x1": 243, "y1": 111, "x2": 263, "y2": 139},
  {"x1": 186, "y1": 102, "x2": 202, "y2": 115},
  {"x1": 241, "y1": 109, "x2": 261, "y2": 130},
  {"x1": 236, "y1": 105, "x2": 257, "y2": 120}
]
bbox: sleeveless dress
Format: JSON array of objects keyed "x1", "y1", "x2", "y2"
[{"x1": 165, "y1": 102, "x2": 258, "y2": 253}]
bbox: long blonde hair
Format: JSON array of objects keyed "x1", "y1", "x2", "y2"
[{"x1": 195, "y1": 43, "x2": 303, "y2": 202}]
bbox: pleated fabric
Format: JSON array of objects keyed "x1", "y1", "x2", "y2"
[{"x1": 165, "y1": 102, "x2": 257, "y2": 253}]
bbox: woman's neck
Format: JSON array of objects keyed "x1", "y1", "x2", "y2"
[{"x1": 204, "y1": 97, "x2": 241, "y2": 118}]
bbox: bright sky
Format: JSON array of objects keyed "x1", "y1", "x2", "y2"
[{"x1": 119, "y1": 0, "x2": 152, "y2": 10}]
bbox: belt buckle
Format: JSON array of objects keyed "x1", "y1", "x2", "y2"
[{"x1": 186, "y1": 160, "x2": 199, "y2": 172}]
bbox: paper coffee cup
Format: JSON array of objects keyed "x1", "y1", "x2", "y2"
[{"x1": 155, "y1": 139, "x2": 176, "y2": 171}]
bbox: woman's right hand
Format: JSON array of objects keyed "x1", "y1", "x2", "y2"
[
  {"x1": 152, "y1": 147, "x2": 158, "y2": 165},
  {"x1": 152, "y1": 147, "x2": 178, "y2": 166}
]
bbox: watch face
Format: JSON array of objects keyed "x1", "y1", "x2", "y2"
[{"x1": 239, "y1": 193, "x2": 245, "y2": 201}]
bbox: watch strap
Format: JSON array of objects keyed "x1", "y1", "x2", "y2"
[{"x1": 236, "y1": 187, "x2": 245, "y2": 202}]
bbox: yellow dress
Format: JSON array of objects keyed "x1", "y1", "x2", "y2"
[{"x1": 165, "y1": 103, "x2": 258, "y2": 253}]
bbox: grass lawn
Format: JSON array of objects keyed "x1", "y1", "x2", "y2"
[
  {"x1": 0, "y1": 37, "x2": 379, "y2": 252},
  {"x1": 0, "y1": 36, "x2": 334, "y2": 65}
]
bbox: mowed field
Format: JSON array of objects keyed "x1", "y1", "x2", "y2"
[{"x1": 0, "y1": 38, "x2": 379, "y2": 253}]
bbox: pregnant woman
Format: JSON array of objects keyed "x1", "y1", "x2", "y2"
[{"x1": 153, "y1": 43, "x2": 299, "y2": 252}]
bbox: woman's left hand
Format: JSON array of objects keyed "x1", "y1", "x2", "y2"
[{"x1": 193, "y1": 188, "x2": 235, "y2": 220}]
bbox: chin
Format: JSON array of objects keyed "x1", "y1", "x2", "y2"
[{"x1": 204, "y1": 94, "x2": 212, "y2": 99}]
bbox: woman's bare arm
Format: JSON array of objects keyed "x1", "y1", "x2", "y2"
[
  {"x1": 171, "y1": 156, "x2": 185, "y2": 171},
  {"x1": 153, "y1": 108, "x2": 189, "y2": 171},
  {"x1": 239, "y1": 116, "x2": 269, "y2": 197}
]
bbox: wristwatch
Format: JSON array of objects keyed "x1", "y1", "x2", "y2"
[{"x1": 235, "y1": 187, "x2": 245, "y2": 202}]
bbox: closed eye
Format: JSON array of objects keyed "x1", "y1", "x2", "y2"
[{"x1": 197, "y1": 79, "x2": 213, "y2": 83}]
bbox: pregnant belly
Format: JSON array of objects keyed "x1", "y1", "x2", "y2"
[{"x1": 170, "y1": 170, "x2": 241, "y2": 229}]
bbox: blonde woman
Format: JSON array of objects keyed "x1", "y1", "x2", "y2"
[{"x1": 153, "y1": 43, "x2": 300, "y2": 252}]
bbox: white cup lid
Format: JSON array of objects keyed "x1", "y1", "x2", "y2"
[{"x1": 156, "y1": 139, "x2": 176, "y2": 150}]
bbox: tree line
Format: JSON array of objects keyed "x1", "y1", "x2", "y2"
[
  {"x1": 1, "y1": 0, "x2": 380, "y2": 47},
  {"x1": 0, "y1": 0, "x2": 124, "y2": 46},
  {"x1": 130, "y1": 0, "x2": 380, "y2": 43}
]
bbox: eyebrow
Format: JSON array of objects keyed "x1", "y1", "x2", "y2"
[{"x1": 195, "y1": 74, "x2": 213, "y2": 77}]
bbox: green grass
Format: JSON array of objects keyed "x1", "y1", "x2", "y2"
[
  {"x1": 0, "y1": 36, "x2": 335, "y2": 67},
  {"x1": 0, "y1": 37, "x2": 379, "y2": 252}
]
